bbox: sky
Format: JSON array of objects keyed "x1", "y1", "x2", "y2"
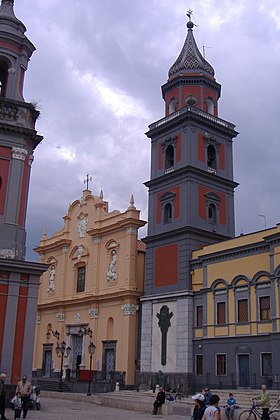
[{"x1": 11, "y1": 0, "x2": 280, "y2": 260}]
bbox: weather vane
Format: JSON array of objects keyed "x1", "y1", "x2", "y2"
[
  {"x1": 186, "y1": 9, "x2": 193, "y2": 21},
  {"x1": 84, "y1": 173, "x2": 92, "y2": 190}
]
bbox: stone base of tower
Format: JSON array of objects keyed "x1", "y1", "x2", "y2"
[
  {"x1": 0, "y1": 258, "x2": 47, "y2": 384},
  {"x1": 139, "y1": 291, "x2": 194, "y2": 393}
]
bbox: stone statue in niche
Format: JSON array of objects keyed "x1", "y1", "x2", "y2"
[
  {"x1": 47, "y1": 264, "x2": 55, "y2": 293},
  {"x1": 77, "y1": 216, "x2": 88, "y2": 238},
  {"x1": 106, "y1": 250, "x2": 117, "y2": 282},
  {"x1": 157, "y1": 305, "x2": 173, "y2": 366}
]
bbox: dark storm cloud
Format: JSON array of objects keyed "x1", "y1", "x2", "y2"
[{"x1": 13, "y1": 1, "x2": 280, "y2": 259}]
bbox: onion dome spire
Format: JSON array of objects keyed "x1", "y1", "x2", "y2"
[
  {"x1": 168, "y1": 10, "x2": 215, "y2": 79},
  {"x1": 0, "y1": 0, "x2": 27, "y2": 36}
]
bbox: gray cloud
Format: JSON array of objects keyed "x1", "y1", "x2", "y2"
[{"x1": 13, "y1": 0, "x2": 280, "y2": 259}]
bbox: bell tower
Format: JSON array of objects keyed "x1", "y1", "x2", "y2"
[
  {"x1": 0, "y1": 0, "x2": 47, "y2": 384},
  {"x1": 0, "y1": 0, "x2": 42, "y2": 260},
  {"x1": 140, "y1": 14, "x2": 238, "y2": 385}
]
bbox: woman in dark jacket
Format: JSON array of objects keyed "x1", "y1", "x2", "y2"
[{"x1": 192, "y1": 393, "x2": 206, "y2": 420}]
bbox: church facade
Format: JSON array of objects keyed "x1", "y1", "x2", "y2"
[
  {"x1": 0, "y1": 0, "x2": 47, "y2": 383},
  {"x1": 33, "y1": 189, "x2": 146, "y2": 387}
]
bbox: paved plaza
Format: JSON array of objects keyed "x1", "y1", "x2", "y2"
[{"x1": 5, "y1": 397, "x2": 187, "y2": 420}]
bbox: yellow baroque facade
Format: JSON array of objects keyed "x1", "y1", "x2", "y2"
[
  {"x1": 191, "y1": 224, "x2": 280, "y2": 388},
  {"x1": 33, "y1": 189, "x2": 146, "y2": 387}
]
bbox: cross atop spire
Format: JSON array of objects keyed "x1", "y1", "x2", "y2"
[
  {"x1": 83, "y1": 173, "x2": 92, "y2": 190},
  {"x1": 168, "y1": 13, "x2": 215, "y2": 79}
]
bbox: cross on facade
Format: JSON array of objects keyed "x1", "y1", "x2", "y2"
[{"x1": 84, "y1": 173, "x2": 93, "y2": 190}]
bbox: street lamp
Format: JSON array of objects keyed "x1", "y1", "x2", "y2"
[
  {"x1": 78, "y1": 326, "x2": 93, "y2": 338},
  {"x1": 87, "y1": 341, "x2": 96, "y2": 396},
  {"x1": 55, "y1": 340, "x2": 71, "y2": 392},
  {"x1": 46, "y1": 328, "x2": 60, "y2": 340}
]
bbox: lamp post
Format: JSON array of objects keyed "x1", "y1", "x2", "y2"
[
  {"x1": 87, "y1": 341, "x2": 96, "y2": 396},
  {"x1": 56, "y1": 340, "x2": 71, "y2": 392}
]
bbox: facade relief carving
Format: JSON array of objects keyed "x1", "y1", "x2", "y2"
[
  {"x1": 76, "y1": 245, "x2": 84, "y2": 261},
  {"x1": 0, "y1": 248, "x2": 17, "y2": 259},
  {"x1": 56, "y1": 312, "x2": 65, "y2": 322},
  {"x1": 122, "y1": 303, "x2": 139, "y2": 316},
  {"x1": 12, "y1": 147, "x2": 28, "y2": 161},
  {"x1": 88, "y1": 307, "x2": 99, "y2": 319}
]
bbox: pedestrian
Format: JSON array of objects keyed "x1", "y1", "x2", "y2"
[
  {"x1": 192, "y1": 393, "x2": 206, "y2": 420},
  {"x1": 0, "y1": 373, "x2": 8, "y2": 420},
  {"x1": 152, "y1": 386, "x2": 166, "y2": 415},
  {"x1": 11, "y1": 392, "x2": 22, "y2": 419},
  {"x1": 202, "y1": 394, "x2": 220, "y2": 420},
  {"x1": 203, "y1": 387, "x2": 213, "y2": 407},
  {"x1": 254, "y1": 384, "x2": 270, "y2": 420},
  {"x1": 225, "y1": 392, "x2": 237, "y2": 419},
  {"x1": 16, "y1": 375, "x2": 31, "y2": 419}
]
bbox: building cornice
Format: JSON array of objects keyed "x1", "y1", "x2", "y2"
[
  {"x1": 143, "y1": 225, "x2": 231, "y2": 244},
  {"x1": 144, "y1": 165, "x2": 238, "y2": 189},
  {"x1": 87, "y1": 217, "x2": 146, "y2": 237},
  {"x1": 37, "y1": 289, "x2": 143, "y2": 310},
  {"x1": 0, "y1": 258, "x2": 48, "y2": 275},
  {"x1": 140, "y1": 289, "x2": 193, "y2": 302},
  {"x1": 146, "y1": 106, "x2": 238, "y2": 139},
  {"x1": 34, "y1": 239, "x2": 72, "y2": 254}
]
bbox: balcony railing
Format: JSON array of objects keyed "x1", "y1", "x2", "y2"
[{"x1": 149, "y1": 106, "x2": 236, "y2": 131}]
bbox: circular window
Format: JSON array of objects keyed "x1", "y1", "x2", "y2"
[{"x1": 185, "y1": 95, "x2": 197, "y2": 106}]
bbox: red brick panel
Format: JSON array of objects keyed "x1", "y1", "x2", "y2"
[
  {"x1": 18, "y1": 160, "x2": 29, "y2": 227},
  {"x1": 198, "y1": 133, "x2": 205, "y2": 162},
  {"x1": 181, "y1": 86, "x2": 201, "y2": 109},
  {"x1": 0, "y1": 284, "x2": 8, "y2": 366},
  {"x1": 176, "y1": 133, "x2": 181, "y2": 162},
  {"x1": 198, "y1": 185, "x2": 226, "y2": 224},
  {"x1": 155, "y1": 244, "x2": 178, "y2": 287},
  {"x1": 0, "y1": 148, "x2": 11, "y2": 215},
  {"x1": 11, "y1": 285, "x2": 28, "y2": 384},
  {"x1": 0, "y1": 40, "x2": 20, "y2": 53},
  {"x1": 219, "y1": 143, "x2": 225, "y2": 170},
  {"x1": 203, "y1": 87, "x2": 218, "y2": 115},
  {"x1": 156, "y1": 186, "x2": 180, "y2": 224}
]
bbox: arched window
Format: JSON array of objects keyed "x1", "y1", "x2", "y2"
[
  {"x1": 208, "y1": 204, "x2": 217, "y2": 224},
  {"x1": 165, "y1": 145, "x2": 174, "y2": 171},
  {"x1": 168, "y1": 98, "x2": 177, "y2": 115},
  {"x1": 0, "y1": 61, "x2": 8, "y2": 97},
  {"x1": 206, "y1": 97, "x2": 214, "y2": 115},
  {"x1": 164, "y1": 203, "x2": 172, "y2": 224},
  {"x1": 207, "y1": 145, "x2": 216, "y2": 170}
]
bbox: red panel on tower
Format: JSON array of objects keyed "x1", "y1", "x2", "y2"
[
  {"x1": 181, "y1": 86, "x2": 201, "y2": 109},
  {"x1": 0, "y1": 146, "x2": 11, "y2": 216},
  {"x1": 0, "y1": 284, "x2": 8, "y2": 367},
  {"x1": 155, "y1": 244, "x2": 178, "y2": 287},
  {"x1": 18, "y1": 160, "x2": 29, "y2": 227},
  {"x1": 11, "y1": 285, "x2": 28, "y2": 384},
  {"x1": 176, "y1": 133, "x2": 181, "y2": 162},
  {"x1": 198, "y1": 133, "x2": 205, "y2": 162},
  {"x1": 219, "y1": 143, "x2": 225, "y2": 170}
]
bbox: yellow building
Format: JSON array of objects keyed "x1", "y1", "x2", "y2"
[
  {"x1": 33, "y1": 189, "x2": 146, "y2": 388},
  {"x1": 191, "y1": 224, "x2": 280, "y2": 389}
]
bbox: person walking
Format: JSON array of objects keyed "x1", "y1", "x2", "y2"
[
  {"x1": 152, "y1": 386, "x2": 166, "y2": 415},
  {"x1": 225, "y1": 393, "x2": 237, "y2": 419},
  {"x1": 192, "y1": 393, "x2": 206, "y2": 420},
  {"x1": 202, "y1": 394, "x2": 220, "y2": 420},
  {"x1": 11, "y1": 392, "x2": 22, "y2": 420},
  {"x1": 255, "y1": 384, "x2": 270, "y2": 420},
  {"x1": 16, "y1": 375, "x2": 31, "y2": 419},
  {"x1": 0, "y1": 373, "x2": 8, "y2": 420},
  {"x1": 203, "y1": 387, "x2": 213, "y2": 407}
]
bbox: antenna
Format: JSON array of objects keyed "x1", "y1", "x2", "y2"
[{"x1": 258, "y1": 214, "x2": 267, "y2": 229}]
